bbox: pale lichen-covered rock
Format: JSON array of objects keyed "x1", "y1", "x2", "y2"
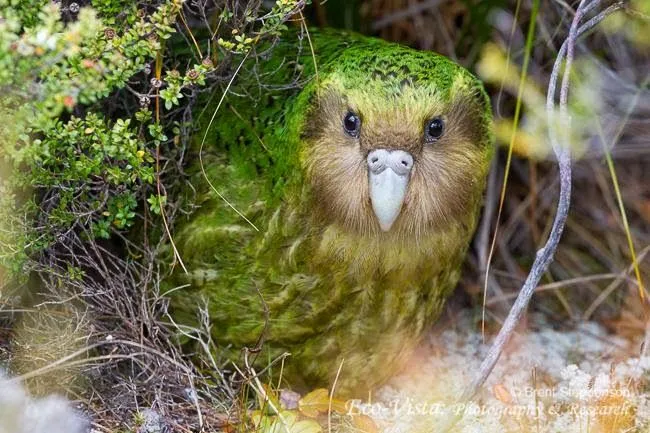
[{"x1": 0, "y1": 372, "x2": 88, "y2": 433}]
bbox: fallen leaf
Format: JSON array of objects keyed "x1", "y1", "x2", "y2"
[
  {"x1": 352, "y1": 414, "x2": 379, "y2": 433},
  {"x1": 291, "y1": 419, "x2": 322, "y2": 433},
  {"x1": 493, "y1": 383, "x2": 513, "y2": 404},
  {"x1": 280, "y1": 389, "x2": 301, "y2": 410},
  {"x1": 299, "y1": 388, "x2": 329, "y2": 418}
]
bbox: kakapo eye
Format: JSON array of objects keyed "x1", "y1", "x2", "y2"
[
  {"x1": 343, "y1": 111, "x2": 361, "y2": 137},
  {"x1": 425, "y1": 117, "x2": 445, "y2": 142}
]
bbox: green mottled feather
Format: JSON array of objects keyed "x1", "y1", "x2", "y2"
[{"x1": 168, "y1": 29, "x2": 493, "y2": 395}]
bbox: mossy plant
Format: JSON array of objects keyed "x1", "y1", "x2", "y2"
[
  {"x1": 0, "y1": 0, "x2": 313, "y2": 278},
  {"x1": 0, "y1": 0, "x2": 188, "y2": 275}
]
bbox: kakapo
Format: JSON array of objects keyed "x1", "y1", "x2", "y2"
[{"x1": 169, "y1": 29, "x2": 493, "y2": 396}]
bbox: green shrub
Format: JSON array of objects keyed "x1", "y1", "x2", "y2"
[
  {"x1": 0, "y1": 0, "x2": 308, "y2": 277},
  {"x1": 0, "y1": 0, "x2": 185, "y2": 274}
]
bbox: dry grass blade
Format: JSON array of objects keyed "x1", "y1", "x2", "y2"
[
  {"x1": 596, "y1": 75, "x2": 649, "y2": 303},
  {"x1": 481, "y1": 0, "x2": 535, "y2": 340},
  {"x1": 198, "y1": 51, "x2": 260, "y2": 232}
]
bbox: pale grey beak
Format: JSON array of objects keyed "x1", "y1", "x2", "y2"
[{"x1": 367, "y1": 149, "x2": 413, "y2": 231}]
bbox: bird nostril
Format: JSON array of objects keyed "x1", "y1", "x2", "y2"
[
  {"x1": 371, "y1": 157, "x2": 379, "y2": 163},
  {"x1": 401, "y1": 160, "x2": 409, "y2": 167}
]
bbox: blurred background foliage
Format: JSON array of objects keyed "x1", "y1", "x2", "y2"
[{"x1": 0, "y1": 0, "x2": 648, "y2": 431}]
